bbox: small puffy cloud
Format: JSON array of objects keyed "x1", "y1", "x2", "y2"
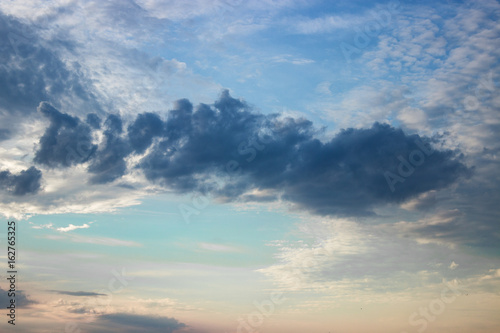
[
  {"x1": 56, "y1": 223, "x2": 90, "y2": 233},
  {"x1": 397, "y1": 106, "x2": 427, "y2": 130},
  {"x1": 449, "y1": 261, "x2": 459, "y2": 270}
]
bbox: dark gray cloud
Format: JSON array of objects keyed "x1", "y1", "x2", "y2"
[
  {"x1": 0, "y1": 13, "x2": 60, "y2": 114},
  {"x1": 86, "y1": 113, "x2": 102, "y2": 129},
  {"x1": 0, "y1": 128, "x2": 12, "y2": 141},
  {"x1": 139, "y1": 93, "x2": 266, "y2": 193},
  {"x1": 136, "y1": 90, "x2": 471, "y2": 216},
  {"x1": 88, "y1": 114, "x2": 132, "y2": 184},
  {"x1": 127, "y1": 112, "x2": 164, "y2": 154},
  {"x1": 0, "y1": 166, "x2": 42, "y2": 196},
  {"x1": 34, "y1": 102, "x2": 97, "y2": 167},
  {"x1": 85, "y1": 313, "x2": 186, "y2": 333},
  {"x1": 280, "y1": 124, "x2": 471, "y2": 216},
  {"x1": 33, "y1": 104, "x2": 131, "y2": 184},
  {"x1": 30, "y1": 90, "x2": 471, "y2": 216},
  {"x1": 0, "y1": 287, "x2": 36, "y2": 308},
  {"x1": 47, "y1": 290, "x2": 107, "y2": 297}
]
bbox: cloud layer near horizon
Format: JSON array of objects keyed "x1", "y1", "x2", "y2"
[{"x1": 85, "y1": 313, "x2": 186, "y2": 333}]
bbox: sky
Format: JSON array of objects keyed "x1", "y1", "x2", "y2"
[{"x1": 0, "y1": 0, "x2": 499, "y2": 332}]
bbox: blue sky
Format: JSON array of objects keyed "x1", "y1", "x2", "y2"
[{"x1": 0, "y1": 0, "x2": 499, "y2": 332}]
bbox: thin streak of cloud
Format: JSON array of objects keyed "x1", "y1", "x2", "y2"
[
  {"x1": 271, "y1": 55, "x2": 315, "y2": 65},
  {"x1": 198, "y1": 242, "x2": 239, "y2": 252},
  {"x1": 30, "y1": 222, "x2": 53, "y2": 229},
  {"x1": 44, "y1": 234, "x2": 141, "y2": 247},
  {"x1": 57, "y1": 223, "x2": 90, "y2": 232},
  {"x1": 47, "y1": 290, "x2": 107, "y2": 297},
  {"x1": 294, "y1": 15, "x2": 357, "y2": 34}
]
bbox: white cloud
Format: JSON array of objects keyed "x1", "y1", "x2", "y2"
[
  {"x1": 314, "y1": 83, "x2": 409, "y2": 130},
  {"x1": 390, "y1": 209, "x2": 463, "y2": 247},
  {"x1": 127, "y1": 296, "x2": 202, "y2": 312},
  {"x1": 0, "y1": 168, "x2": 148, "y2": 219},
  {"x1": 258, "y1": 217, "x2": 372, "y2": 291},
  {"x1": 400, "y1": 190, "x2": 437, "y2": 211},
  {"x1": 31, "y1": 222, "x2": 53, "y2": 230},
  {"x1": 57, "y1": 223, "x2": 91, "y2": 233},
  {"x1": 397, "y1": 106, "x2": 427, "y2": 130},
  {"x1": 258, "y1": 212, "x2": 496, "y2": 296}
]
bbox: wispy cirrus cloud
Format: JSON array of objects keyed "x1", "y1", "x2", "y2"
[
  {"x1": 259, "y1": 215, "x2": 500, "y2": 295},
  {"x1": 198, "y1": 242, "x2": 240, "y2": 252},
  {"x1": 270, "y1": 54, "x2": 315, "y2": 65},
  {"x1": 30, "y1": 222, "x2": 53, "y2": 229},
  {"x1": 293, "y1": 14, "x2": 357, "y2": 34},
  {"x1": 44, "y1": 234, "x2": 141, "y2": 247},
  {"x1": 47, "y1": 290, "x2": 107, "y2": 297}
]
